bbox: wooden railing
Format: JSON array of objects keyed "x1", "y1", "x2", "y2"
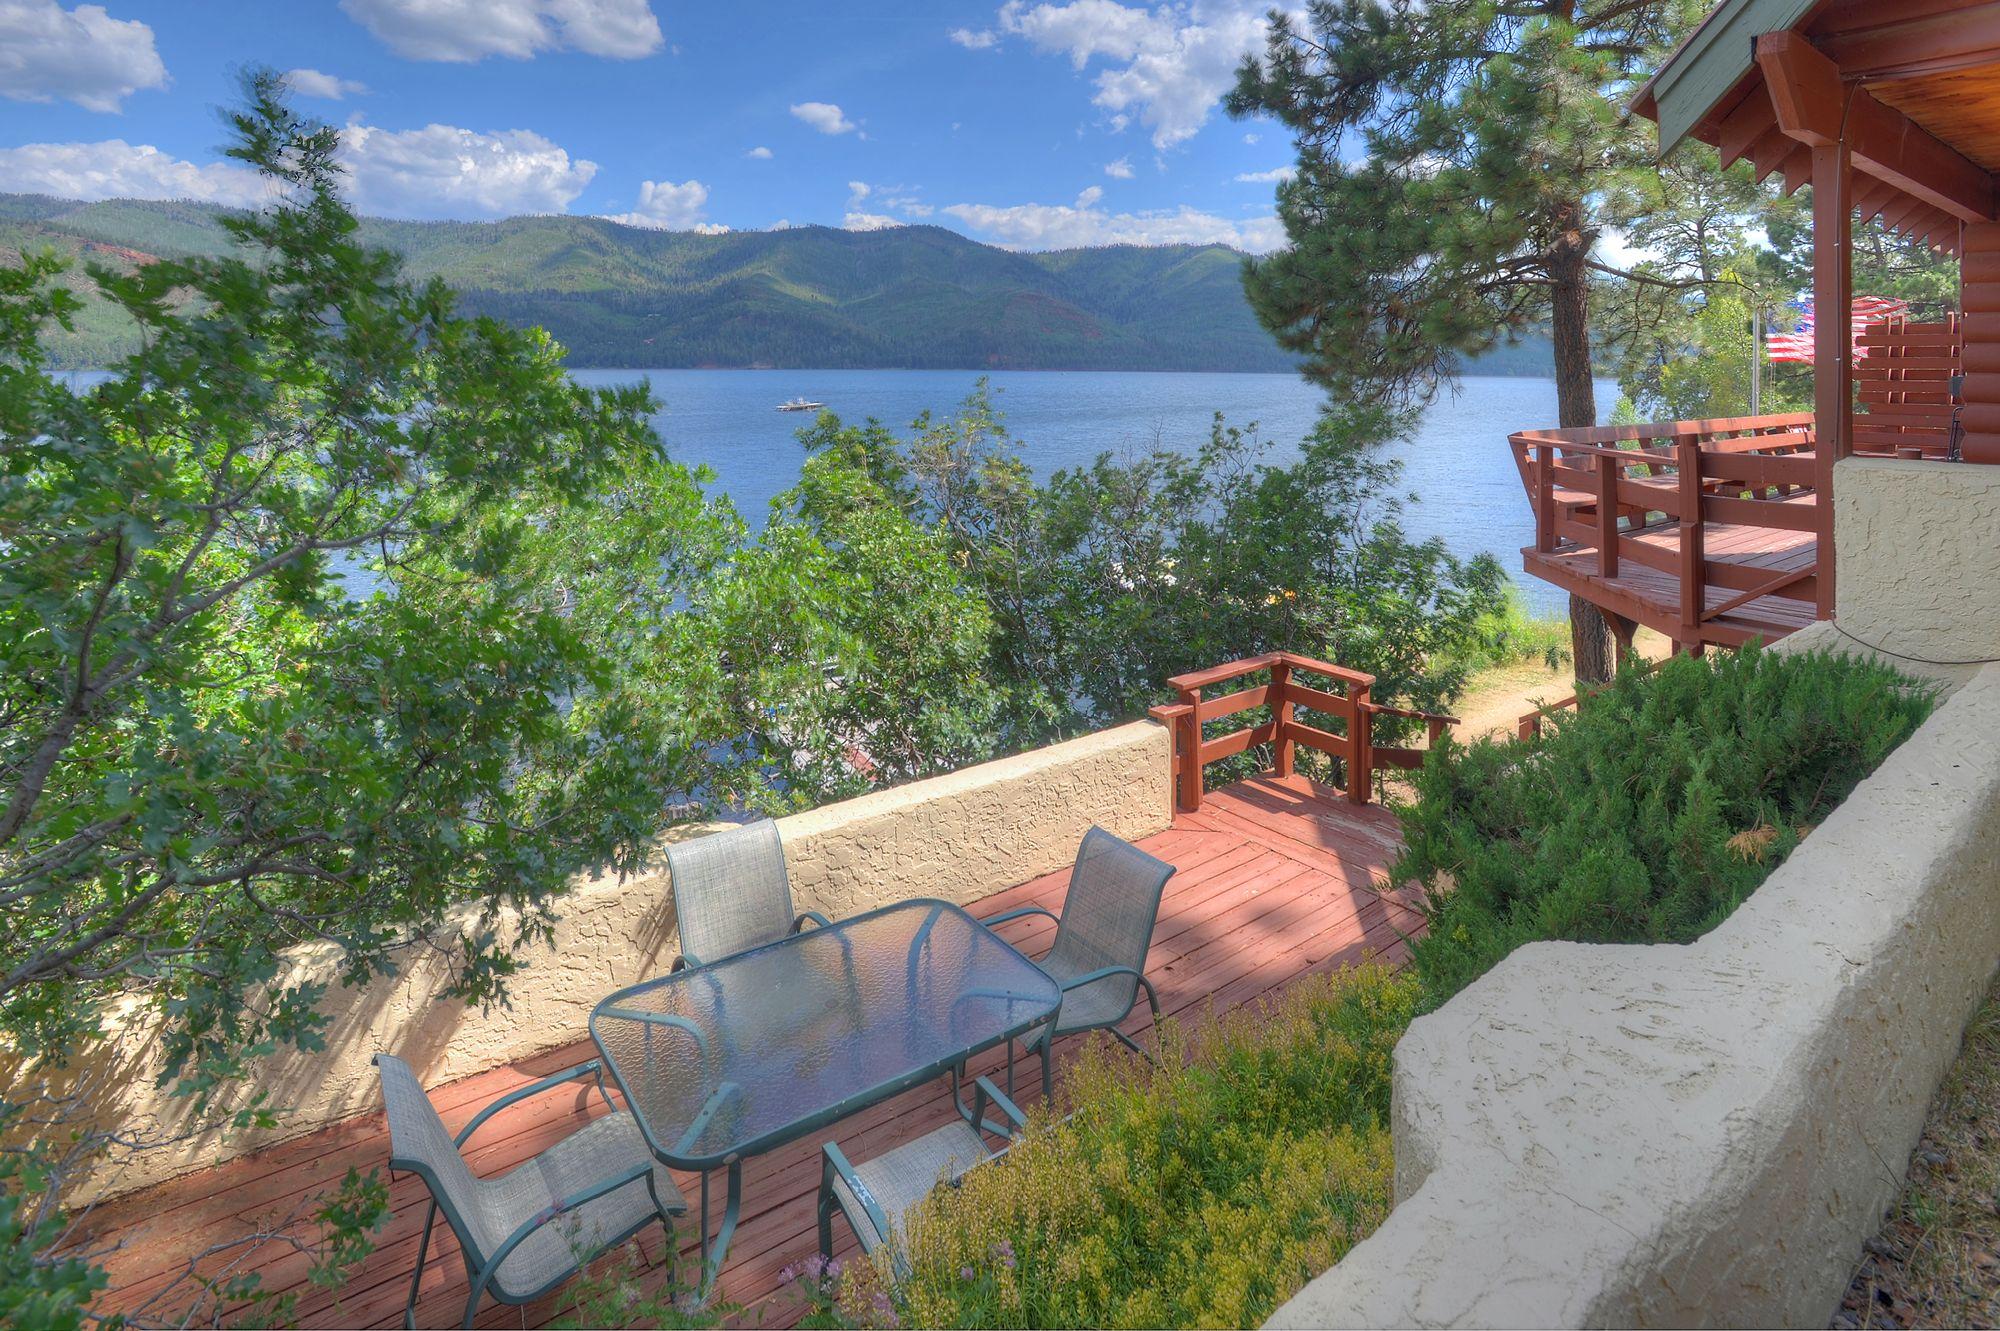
[
  {"x1": 1857, "y1": 316, "x2": 1959, "y2": 457},
  {"x1": 1146, "y1": 651, "x2": 1457, "y2": 813},
  {"x1": 1509, "y1": 412, "x2": 1826, "y2": 640}
]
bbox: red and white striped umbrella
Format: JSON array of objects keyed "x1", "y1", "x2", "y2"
[{"x1": 1764, "y1": 295, "x2": 1909, "y2": 364}]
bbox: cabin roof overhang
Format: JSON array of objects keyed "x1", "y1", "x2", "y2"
[{"x1": 1634, "y1": 0, "x2": 2000, "y2": 250}]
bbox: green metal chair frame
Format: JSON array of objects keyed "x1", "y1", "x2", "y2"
[
  {"x1": 816, "y1": 1074, "x2": 1028, "y2": 1279},
  {"x1": 666, "y1": 819, "x2": 830, "y2": 971},
  {"x1": 985, "y1": 826, "x2": 1173, "y2": 1096},
  {"x1": 375, "y1": 1053, "x2": 687, "y2": 1329}
]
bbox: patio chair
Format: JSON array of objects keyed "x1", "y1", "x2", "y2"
[
  {"x1": 986, "y1": 825, "x2": 1174, "y2": 1095},
  {"x1": 375, "y1": 1052, "x2": 686, "y2": 1329},
  {"x1": 816, "y1": 1074, "x2": 1028, "y2": 1278},
  {"x1": 667, "y1": 818, "x2": 830, "y2": 970}
]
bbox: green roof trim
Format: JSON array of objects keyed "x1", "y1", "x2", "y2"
[{"x1": 1646, "y1": 0, "x2": 1819, "y2": 152}]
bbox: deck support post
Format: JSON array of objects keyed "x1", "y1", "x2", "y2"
[
  {"x1": 1533, "y1": 445, "x2": 1558, "y2": 553},
  {"x1": 1269, "y1": 659, "x2": 1295, "y2": 778},
  {"x1": 1348, "y1": 681, "x2": 1372, "y2": 804},
  {"x1": 1811, "y1": 137, "x2": 1853, "y2": 621},
  {"x1": 1595, "y1": 452, "x2": 1621, "y2": 576},
  {"x1": 1676, "y1": 437, "x2": 1705, "y2": 647},
  {"x1": 1176, "y1": 686, "x2": 1203, "y2": 813}
]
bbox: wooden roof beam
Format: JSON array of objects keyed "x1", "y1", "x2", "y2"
[
  {"x1": 1756, "y1": 30, "x2": 1999, "y2": 222},
  {"x1": 1815, "y1": 3, "x2": 2000, "y2": 81}
]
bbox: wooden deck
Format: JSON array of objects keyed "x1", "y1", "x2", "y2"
[
  {"x1": 1522, "y1": 510, "x2": 1820, "y2": 649},
  {"x1": 73, "y1": 774, "x2": 1418, "y2": 1330},
  {"x1": 1509, "y1": 414, "x2": 1828, "y2": 653}
]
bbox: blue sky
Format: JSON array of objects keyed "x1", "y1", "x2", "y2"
[{"x1": 0, "y1": 0, "x2": 1300, "y2": 250}]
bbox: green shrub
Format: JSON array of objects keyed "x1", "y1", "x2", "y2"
[
  {"x1": 1398, "y1": 646, "x2": 1936, "y2": 1008},
  {"x1": 880, "y1": 966, "x2": 1417, "y2": 1330}
]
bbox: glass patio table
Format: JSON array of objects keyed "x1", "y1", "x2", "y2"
[{"x1": 589, "y1": 897, "x2": 1062, "y2": 1292}]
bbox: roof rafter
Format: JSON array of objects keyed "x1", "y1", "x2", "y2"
[{"x1": 1756, "y1": 30, "x2": 1999, "y2": 222}]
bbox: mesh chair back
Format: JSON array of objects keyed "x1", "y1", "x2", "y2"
[
  {"x1": 376, "y1": 1054, "x2": 501, "y2": 1262},
  {"x1": 667, "y1": 819, "x2": 794, "y2": 966},
  {"x1": 1044, "y1": 827, "x2": 1173, "y2": 1015}
]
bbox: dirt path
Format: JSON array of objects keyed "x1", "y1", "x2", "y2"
[{"x1": 1450, "y1": 629, "x2": 1673, "y2": 741}]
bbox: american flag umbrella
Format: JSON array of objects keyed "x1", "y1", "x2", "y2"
[{"x1": 1764, "y1": 295, "x2": 1910, "y2": 363}]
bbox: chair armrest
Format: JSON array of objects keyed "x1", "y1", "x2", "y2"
[
  {"x1": 821, "y1": 1141, "x2": 894, "y2": 1245},
  {"x1": 984, "y1": 904, "x2": 1061, "y2": 930},
  {"x1": 972, "y1": 1076, "x2": 1028, "y2": 1141},
  {"x1": 1056, "y1": 964, "x2": 1144, "y2": 993},
  {"x1": 793, "y1": 910, "x2": 833, "y2": 932},
  {"x1": 456, "y1": 1059, "x2": 604, "y2": 1148}
]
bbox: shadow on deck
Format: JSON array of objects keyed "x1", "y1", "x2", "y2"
[{"x1": 76, "y1": 773, "x2": 1419, "y2": 1330}]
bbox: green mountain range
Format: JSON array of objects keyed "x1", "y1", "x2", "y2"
[{"x1": 0, "y1": 193, "x2": 1557, "y2": 375}]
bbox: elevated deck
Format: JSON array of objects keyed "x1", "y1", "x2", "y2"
[
  {"x1": 1511, "y1": 414, "x2": 1826, "y2": 654},
  {"x1": 72, "y1": 774, "x2": 1418, "y2": 1330}
]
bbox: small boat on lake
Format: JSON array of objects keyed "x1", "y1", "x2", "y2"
[{"x1": 776, "y1": 397, "x2": 825, "y2": 412}]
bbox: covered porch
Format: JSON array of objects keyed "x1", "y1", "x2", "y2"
[{"x1": 1515, "y1": 0, "x2": 2000, "y2": 654}]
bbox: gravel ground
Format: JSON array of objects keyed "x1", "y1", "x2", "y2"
[{"x1": 1834, "y1": 984, "x2": 2000, "y2": 1329}]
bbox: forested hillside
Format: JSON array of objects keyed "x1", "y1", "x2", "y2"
[{"x1": 0, "y1": 192, "x2": 1554, "y2": 373}]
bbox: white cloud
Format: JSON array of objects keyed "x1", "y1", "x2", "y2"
[
  {"x1": 949, "y1": 26, "x2": 998, "y2": 49},
  {"x1": 0, "y1": 0, "x2": 167, "y2": 112},
  {"x1": 0, "y1": 139, "x2": 268, "y2": 205},
  {"x1": 843, "y1": 211, "x2": 901, "y2": 232},
  {"x1": 285, "y1": 67, "x2": 368, "y2": 100},
  {"x1": 340, "y1": 0, "x2": 662, "y2": 62},
  {"x1": 339, "y1": 122, "x2": 597, "y2": 219},
  {"x1": 1103, "y1": 156, "x2": 1134, "y2": 179},
  {"x1": 847, "y1": 180, "x2": 871, "y2": 204},
  {"x1": 745, "y1": 145, "x2": 773, "y2": 159},
  {"x1": 944, "y1": 192, "x2": 1282, "y2": 251},
  {"x1": 1233, "y1": 165, "x2": 1293, "y2": 183},
  {"x1": 600, "y1": 177, "x2": 710, "y2": 229},
  {"x1": 1242, "y1": 131, "x2": 1258, "y2": 144},
  {"x1": 993, "y1": 0, "x2": 1274, "y2": 149},
  {"x1": 790, "y1": 101, "x2": 856, "y2": 135}
]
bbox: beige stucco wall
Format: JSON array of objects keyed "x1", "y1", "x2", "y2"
[
  {"x1": 26, "y1": 720, "x2": 1172, "y2": 1206},
  {"x1": 1835, "y1": 455, "x2": 2000, "y2": 667},
  {"x1": 1268, "y1": 654, "x2": 2000, "y2": 1329}
]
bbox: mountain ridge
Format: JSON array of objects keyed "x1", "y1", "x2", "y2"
[{"x1": 0, "y1": 193, "x2": 1558, "y2": 376}]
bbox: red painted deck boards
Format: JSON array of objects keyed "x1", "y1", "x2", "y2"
[{"x1": 71, "y1": 775, "x2": 1415, "y2": 1330}]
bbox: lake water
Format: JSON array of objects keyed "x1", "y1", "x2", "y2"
[
  {"x1": 575, "y1": 369, "x2": 1621, "y2": 617},
  {"x1": 56, "y1": 366, "x2": 1613, "y2": 616}
]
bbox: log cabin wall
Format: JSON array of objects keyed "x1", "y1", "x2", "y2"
[{"x1": 1963, "y1": 223, "x2": 2000, "y2": 466}]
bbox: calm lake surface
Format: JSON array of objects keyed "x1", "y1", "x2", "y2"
[
  {"x1": 58, "y1": 366, "x2": 1613, "y2": 615},
  {"x1": 574, "y1": 369, "x2": 1621, "y2": 617}
]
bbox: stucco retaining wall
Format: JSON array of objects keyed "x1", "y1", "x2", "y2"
[
  {"x1": 1835, "y1": 455, "x2": 2000, "y2": 667},
  {"x1": 1268, "y1": 656, "x2": 2000, "y2": 1329},
  {"x1": 28, "y1": 720, "x2": 1172, "y2": 1206}
]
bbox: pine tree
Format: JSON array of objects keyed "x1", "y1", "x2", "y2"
[{"x1": 1229, "y1": 0, "x2": 1705, "y2": 680}]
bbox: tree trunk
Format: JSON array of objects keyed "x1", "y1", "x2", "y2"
[{"x1": 1549, "y1": 215, "x2": 1614, "y2": 684}]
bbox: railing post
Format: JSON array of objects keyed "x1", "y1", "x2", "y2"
[
  {"x1": 1348, "y1": 681, "x2": 1372, "y2": 804},
  {"x1": 1596, "y1": 451, "x2": 1620, "y2": 577},
  {"x1": 1177, "y1": 686, "x2": 1203, "y2": 812},
  {"x1": 1534, "y1": 444, "x2": 1557, "y2": 553},
  {"x1": 1676, "y1": 437, "x2": 1705, "y2": 652},
  {"x1": 1270, "y1": 657, "x2": 1294, "y2": 779}
]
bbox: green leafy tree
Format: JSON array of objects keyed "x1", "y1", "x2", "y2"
[
  {"x1": 1227, "y1": 0, "x2": 1708, "y2": 680},
  {"x1": 0, "y1": 74, "x2": 730, "y2": 1319}
]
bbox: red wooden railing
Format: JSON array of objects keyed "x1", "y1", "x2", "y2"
[
  {"x1": 1146, "y1": 651, "x2": 1457, "y2": 813},
  {"x1": 1857, "y1": 316, "x2": 1960, "y2": 457},
  {"x1": 1509, "y1": 412, "x2": 1827, "y2": 640}
]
